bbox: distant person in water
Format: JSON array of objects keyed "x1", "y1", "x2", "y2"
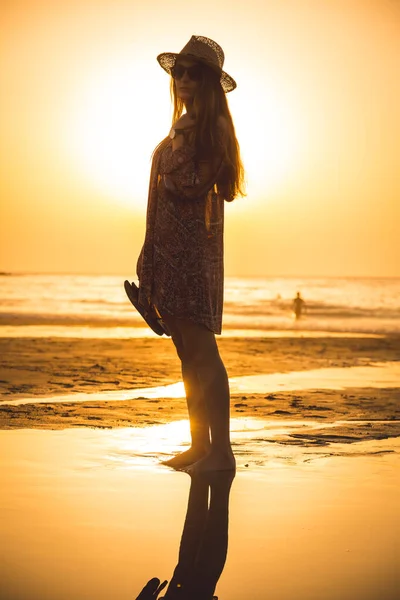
[
  {"x1": 126, "y1": 36, "x2": 245, "y2": 474},
  {"x1": 292, "y1": 292, "x2": 306, "y2": 320}
]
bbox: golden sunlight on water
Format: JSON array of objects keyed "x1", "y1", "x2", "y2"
[
  {"x1": 100, "y1": 418, "x2": 336, "y2": 471},
  {"x1": 0, "y1": 427, "x2": 399, "y2": 600}
]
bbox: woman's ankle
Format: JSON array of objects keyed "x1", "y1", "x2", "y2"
[{"x1": 191, "y1": 440, "x2": 211, "y2": 453}]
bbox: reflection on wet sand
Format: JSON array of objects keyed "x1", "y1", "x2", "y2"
[
  {"x1": 1, "y1": 428, "x2": 399, "y2": 599},
  {"x1": 135, "y1": 471, "x2": 235, "y2": 600}
]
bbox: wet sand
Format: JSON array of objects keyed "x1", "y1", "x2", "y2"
[
  {"x1": 1, "y1": 427, "x2": 399, "y2": 600},
  {"x1": 1, "y1": 385, "x2": 399, "y2": 448},
  {"x1": 1, "y1": 335, "x2": 399, "y2": 449},
  {"x1": 1, "y1": 334, "x2": 398, "y2": 399},
  {"x1": 1, "y1": 333, "x2": 399, "y2": 598}
]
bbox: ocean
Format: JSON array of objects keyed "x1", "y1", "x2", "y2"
[{"x1": 0, "y1": 273, "x2": 399, "y2": 338}]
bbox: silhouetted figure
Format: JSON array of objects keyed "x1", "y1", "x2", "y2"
[
  {"x1": 292, "y1": 291, "x2": 306, "y2": 320},
  {"x1": 127, "y1": 35, "x2": 245, "y2": 474},
  {"x1": 135, "y1": 471, "x2": 235, "y2": 600}
]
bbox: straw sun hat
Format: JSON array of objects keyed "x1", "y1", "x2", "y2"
[{"x1": 157, "y1": 35, "x2": 237, "y2": 93}]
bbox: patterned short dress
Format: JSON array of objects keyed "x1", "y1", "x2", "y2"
[{"x1": 137, "y1": 125, "x2": 227, "y2": 334}]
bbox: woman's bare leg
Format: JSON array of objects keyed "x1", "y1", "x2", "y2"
[
  {"x1": 182, "y1": 363, "x2": 211, "y2": 450},
  {"x1": 162, "y1": 363, "x2": 211, "y2": 468},
  {"x1": 161, "y1": 313, "x2": 235, "y2": 473},
  {"x1": 161, "y1": 314, "x2": 211, "y2": 469}
]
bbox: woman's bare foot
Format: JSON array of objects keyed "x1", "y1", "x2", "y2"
[
  {"x1": 161, "y1": 446, "x2": 210, "y2": 470},
  {"x1": 183, "y1": 449, "x2": 236, "y2": 474}
]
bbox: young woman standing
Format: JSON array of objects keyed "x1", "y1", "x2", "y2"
[{"x1": 130, "y1": 35, "x2": 245, "y2": 473}]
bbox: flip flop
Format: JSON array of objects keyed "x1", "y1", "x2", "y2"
[
  {"x1": 136, "y1": 577, "x2": 168, "y2": 599},
  {"x1": 124, "y1": 280, "x2": 170, "y2": 337}
]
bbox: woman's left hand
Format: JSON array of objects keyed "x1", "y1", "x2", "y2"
[{"x1": 163, "y1": 174, "x2": 178, "y2": 193}]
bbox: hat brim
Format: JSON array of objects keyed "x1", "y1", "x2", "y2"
[{"x1": 157, "y1": 52, "x2": 237, "y2": 93}]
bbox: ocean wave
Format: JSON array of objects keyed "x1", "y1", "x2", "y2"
[
  {"x1": 0, "y1": 312, "x2": 140, "y2": 328},
  {"x1": 223, "y1": 301, "x2": 400, "y2": 320},
  {"x1": 1, "y1": 275, "x2": 399, "y2": 336},
  {"x1": 76, "y1": 298, "x2": 125, "y2": 306},
  {"x1": 0, "y1": 311, "x2": 399, "y2": 335}
]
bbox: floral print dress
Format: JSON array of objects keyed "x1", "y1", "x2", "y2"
[{"x1": 137, "y1": 125, "x2": 227, "y2": 334}]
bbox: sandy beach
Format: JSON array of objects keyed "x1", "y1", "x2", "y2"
[
  {"x1": 1, "y1": 332, "x2": 399, "y2": 599},
  {"x1": 1, "y1": 334, "x2": 399, "y2": 447},
  {"x1": 2, "y1": 334, "x2": 399, "y2": 400}
]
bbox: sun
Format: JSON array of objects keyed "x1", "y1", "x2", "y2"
[
  {"x1": 229, "y1": 65, "x2": 307, "y2": 204},
  {"x1": 64, "y1": 58, "x2": 170, "y2": 208},
  {"x1": 64, "y1": 57, "x2": 304, "y2": 209}
]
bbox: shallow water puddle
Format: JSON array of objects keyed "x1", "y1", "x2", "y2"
[
  {"x1": 102, "y1": 418, "x2": 400, "y2": 470},
  {"x1": 4, "y1": 360, "x2": 400, "y2": 406},
  {"x1": 1, "y1": 426, "x2": 399, "y2": 600},
  {"x1": 2, "y1": 417, "x2": 391, "y2": 471}
]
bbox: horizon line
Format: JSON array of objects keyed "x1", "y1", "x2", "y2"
[{"x1": 0, "y1": 271, "x2": 399, "y2": 280}]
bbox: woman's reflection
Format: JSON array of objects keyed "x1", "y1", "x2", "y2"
[{"x1": 135, "y1": 471, "x2": 235, "y2": 600}]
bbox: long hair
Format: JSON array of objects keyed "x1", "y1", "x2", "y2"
[{"x1": 153, "y1": 64, "x2": 246, "y2": 202}]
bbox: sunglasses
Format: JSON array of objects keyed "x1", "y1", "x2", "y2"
[{"x1": 171, "y1": 63, "x2": 203, "y2": 81}]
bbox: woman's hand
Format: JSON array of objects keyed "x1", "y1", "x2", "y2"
[{"x1": 163, "y1": 174, "x2": 178, "y2": 193}]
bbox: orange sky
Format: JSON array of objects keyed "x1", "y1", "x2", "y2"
[{"x1": 1, "y1": 0, "x2": 399, "y2": 277}]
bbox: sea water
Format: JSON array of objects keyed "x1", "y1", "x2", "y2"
[{"x1": 0, "y1": 273, "x2": 399, "y2": 337}]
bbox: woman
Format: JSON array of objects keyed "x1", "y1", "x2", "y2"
[{"x1": 131, "y1": 35, "x2": 245, "y2": 473}]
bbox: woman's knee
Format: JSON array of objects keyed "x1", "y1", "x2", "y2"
[
  {"x1": 172, "y1": 335, "x2": 186, "y2": 362},
  {"x1": 180, "y1": 330, "x2": 220, "y2": 369},
  {"x1": 160, "y1": 313, "x2": 219, "y2": 366}
]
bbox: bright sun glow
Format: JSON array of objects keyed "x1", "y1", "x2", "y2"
[
  {"x1": 230, "y1": 68, "x2": 306, "y2": 201},
  {"x1": 65, "y1": 59, "x2": 305, "y2": 208},
  {"x1": 65, "y1": 59, "x2": 170, "y2": 208}
]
